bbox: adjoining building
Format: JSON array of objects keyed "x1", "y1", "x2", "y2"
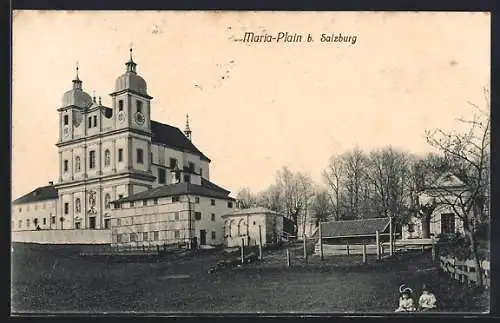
[
  {"x1": 12, "y1": 49, "x2": 235, "y2": 245},
  {"x1": 11, "y1": 183, "x2": 58, "y2": 231},
  {"x1": 110, "y1": 179, "x2": 235, "y2": 247},
  {"x1": 222, "y1": 207, "x2": 295, "y2": 248},
  {"x1": 402, "y1": 172, "x2": 468, "y2": 240}
]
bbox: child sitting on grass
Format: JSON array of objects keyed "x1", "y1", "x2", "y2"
[
  {"x1": 395, "y1": 285, "x2": 416, "y2": 312},
  {"x1": 418, "y1": 284, "x2": 437, "y2": 312}
]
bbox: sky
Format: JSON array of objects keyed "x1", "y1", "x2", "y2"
[{"x1": 11, "y1": 11, "x2": 490, "y2": 200}]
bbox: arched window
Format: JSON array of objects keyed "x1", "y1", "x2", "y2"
[
  {"x1": 75, "y1": 156, "x2": 81, "y2": 172},
  {"x1": 104, "y1": 149, "x2": 111, "y2": 167},
  {"x1": 105, "y1": 194, "x2": 111, "y2": 209},
  {"x1": 237, "y1": 219, "x2": 245, "y2": 236},
  {"x1": 229, "y1": 220, "x2": 237, "y2": 237}
]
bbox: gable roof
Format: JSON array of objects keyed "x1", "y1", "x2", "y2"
[
  {"x1": 320, "y1": 217, "x2": 390, "y2": 238},
  {"x1": 223, "y1": 206, "x2": 281, "y2": 217},
  {"x1": 151, "y1": 120, "x2": 210, "y2": 162},
  {"x1": 12, "y1": 184, "x2": 58, "y2": 205},
  {"x1": 114, "y1": 179, "x2": 234, "y2": 203}
]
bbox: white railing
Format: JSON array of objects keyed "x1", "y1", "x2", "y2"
[{"x1": 439, "y1": 255, "x2": 490, "y2": 289}]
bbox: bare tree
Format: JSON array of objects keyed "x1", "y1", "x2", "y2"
[
  {"x1": 311, "y1": 187, "x2": 333, "y2": 223},
  {"x1": 342, "y1": 147, "x2": 366, "y2": 219},
  {"x1": 424, "y1": 92, "x2": 490, "y2": 285},
  {"x1": 257, "y1": 184, "x2": 283, "y2": 212},
  {"x1": 273, "y1": 167, "x2": 314, "y2": 236},
  {"x1": 236, "y1": 187, "x2": 258, "y2": 209},
  {"x1": 364, "y1": 146, "x2": 412, "y2": 222},
  {"x1": 323, "y1": 154, "x2": 345, "y2": 220}
]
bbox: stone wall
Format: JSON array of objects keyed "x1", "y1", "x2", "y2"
[{"x1": 11, "y1": 229, "x2": 111, "y2": 245}]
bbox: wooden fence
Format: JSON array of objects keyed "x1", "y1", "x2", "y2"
[{"x1": 439, "y1": 255, "x2": 490, "y2": 289}]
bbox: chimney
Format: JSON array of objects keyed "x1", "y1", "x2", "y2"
[{"x1": 49, "y1": 181, "x2": 54, "y2": 186}]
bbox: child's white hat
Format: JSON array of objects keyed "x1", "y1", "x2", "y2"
[{"x1": 399, "y1": 284, "x2": 413, "y2": 294}]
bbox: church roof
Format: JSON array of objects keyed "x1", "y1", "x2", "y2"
[
  {"x1": 151, "y1": 120, "x2": 210, "y2": 162},
  {"x1": 320, "y1": 217, "x2": 390, "y2": 238},
  {"x1": 12, "y1": 184, "x2": 58, "y2": 205},
  {"x1": 114, "y1": 179, "x2": 233, "y2": 203}
]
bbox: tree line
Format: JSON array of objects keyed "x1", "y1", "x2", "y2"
[{"x1": 236, "y1": 93, "x2": 490, "y2": 283}]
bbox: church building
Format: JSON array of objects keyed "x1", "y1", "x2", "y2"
[{"x1": 12, "y1": 49, "x2": 235, "y2": 246}]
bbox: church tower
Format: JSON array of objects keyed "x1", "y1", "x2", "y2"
[{"x1": 110, "y1": 48, "x2": 153, "y2": 133}]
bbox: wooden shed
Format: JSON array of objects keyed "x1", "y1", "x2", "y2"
[{"x1": 315, "y1": 217, "x2": 392, "y2": 256}]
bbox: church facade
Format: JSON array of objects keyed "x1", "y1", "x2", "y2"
[{"x1": 12, "y1": 50, "x2": 235, "y2": 246}]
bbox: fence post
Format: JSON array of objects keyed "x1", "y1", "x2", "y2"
[
  {"x1": 376, "y1": 230, "x2": 380, "y2": 261},
  {"x1": 346, "y1": 242, "x2": 350, "y2": 256},
  {"x1": 389, "y1": 217, "x2": 393, "y2": 256},
  {"x1": 303, "y1": 235, "x2": 308, "y2": 264},
  {"x1": 258, "y1": 225, "x2": 263, "y2": 260},
  {"x1": 362, "y1": 243, "x2": 367, "y2": 264},
  {"x1": 319, "y1": 222, "x2": 324, "y2": 261},
  {"x1": 431, "y1": 242, "x2": 436, "y2": 263},
  {"x1": 286, "y1": 248, "x2": 291, "y2": 267},
  {"x1": 241, "y1": 237, "x2": 245, "y2": 265}
]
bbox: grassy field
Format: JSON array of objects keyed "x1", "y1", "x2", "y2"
[{"x1": 10, "y1": 242, "x2": 489, "y2": 314}]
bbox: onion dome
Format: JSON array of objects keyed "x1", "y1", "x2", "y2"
[
  {"x1": 114, "y1": 48, "x2": 149, "y2": 97},
  {"x1": 61, "y1": 63, "x2": 93, "y2": 108}
]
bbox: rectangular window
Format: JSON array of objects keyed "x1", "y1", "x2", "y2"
[
  {"x1": 93, "y1": 115, "x2": 97, "y2": 127},
  {"x1": 184, "y1": 174, "x2": 191, "y2": 183},
  {"x1": 137, "y1": 100, "x2": 143, "y2": 113},
  {"x1": 153, "y1": 231, "x2": 159, "y2": 241},
  {"x1": 64, "y1": 202, "x2": 69, "y2": 214},
  {"x1": 153, "y1": 198, "x2": 158, "y2": 205},
  {"x1": 26, "y1": 219, "x2": 30, "y2": 227},
  {"x1": 75, "y1": 222, "x2": 81, "y2": 229},
  {"x1": 130, "y1": 233, "x2": 136, "y2": 242},
  {"x1": 172, "y1": 196, "x2": 180, "y2": 203},
  {"x1": 212, "y1": 231, "x2": 216, "y2": 240},
  {"x1": 18, "y1": 207, "x2": 22, "y2": 213},
  {"x1": 43, "y1": 218, "x2": 46, "y2": 225},
  {"x1": 195, "y1": 197, "x2": 200, "y2": 204},
  {"x1": 211, "y1": 199, "x2": 216, "y2": 206},
  {"x1": 116, "y1": 234, "x2": 122, "y2": 243},
  {"x1": 211, "y1": 213, "x2": 215, "y2": 222},
  {"x1": 189, "y1": 162, "x2": 195, "y2": 172},
  {"x1": 63, "y1": 160, "x2": 69, "y2": 172},
  {"x1": 158, "y1": 168, "x2": 166, "y2": 184},
  {"x1": 89, "y1": 217, "x2": 96, "y2": 229},
  {"x1": 174, "y1": 230, "x2": 180, "y2": 239},
  {"x1": 441, "y1": 213, "x2": 456, "y2": 234},
  {"x1": 88, "y1": 116, "x2": 92, "y2": 128},
  {"x1": 89, "y1": 151, "x2": 96, "y2": 169},
  {"x1": 228, "y1": 201, "x2": 233, "y2": 208},
  {"x1": 116, "y1": 218, "x2": 121, "y2": 226},
  {"x1": 130, "y1": 201, "x2": 135, "y2": 207},
  {"x1": 118, "y1": 149, "x2": 123, "y2": 162},
  {"x1": 118, "y1": 100, "x2": 124, "y2": 111},
  {"x1": 195, "y1": 212, "x2": 202, "y2": 221},
  {"x1": 64, "y1": 115, "x2": 69, "y2": 125},
  {"x1": 18, "y1": 220, "x2": 22, "y2": 228},
  {"x1": 104, "y1": 218, "x2": 110, "y2": 229},
  {"x1": 137, "y1": 149, "x2": 144, "y2": 164},
  {"x1": 169, "y1": 158, "x2": 177, "y2": 169},
  {"x1": 174, "y1": 212, "x2": 179, "y2": 220},
  {"x1": 143, "y1": 232, "x2": 148, "y2": 241},
  {"x1": 143, "y1": 200, "x2": 147, "y2": 206},
  {"x1": 51, "y1": 216, "x2": 56, "y2": 224}
]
